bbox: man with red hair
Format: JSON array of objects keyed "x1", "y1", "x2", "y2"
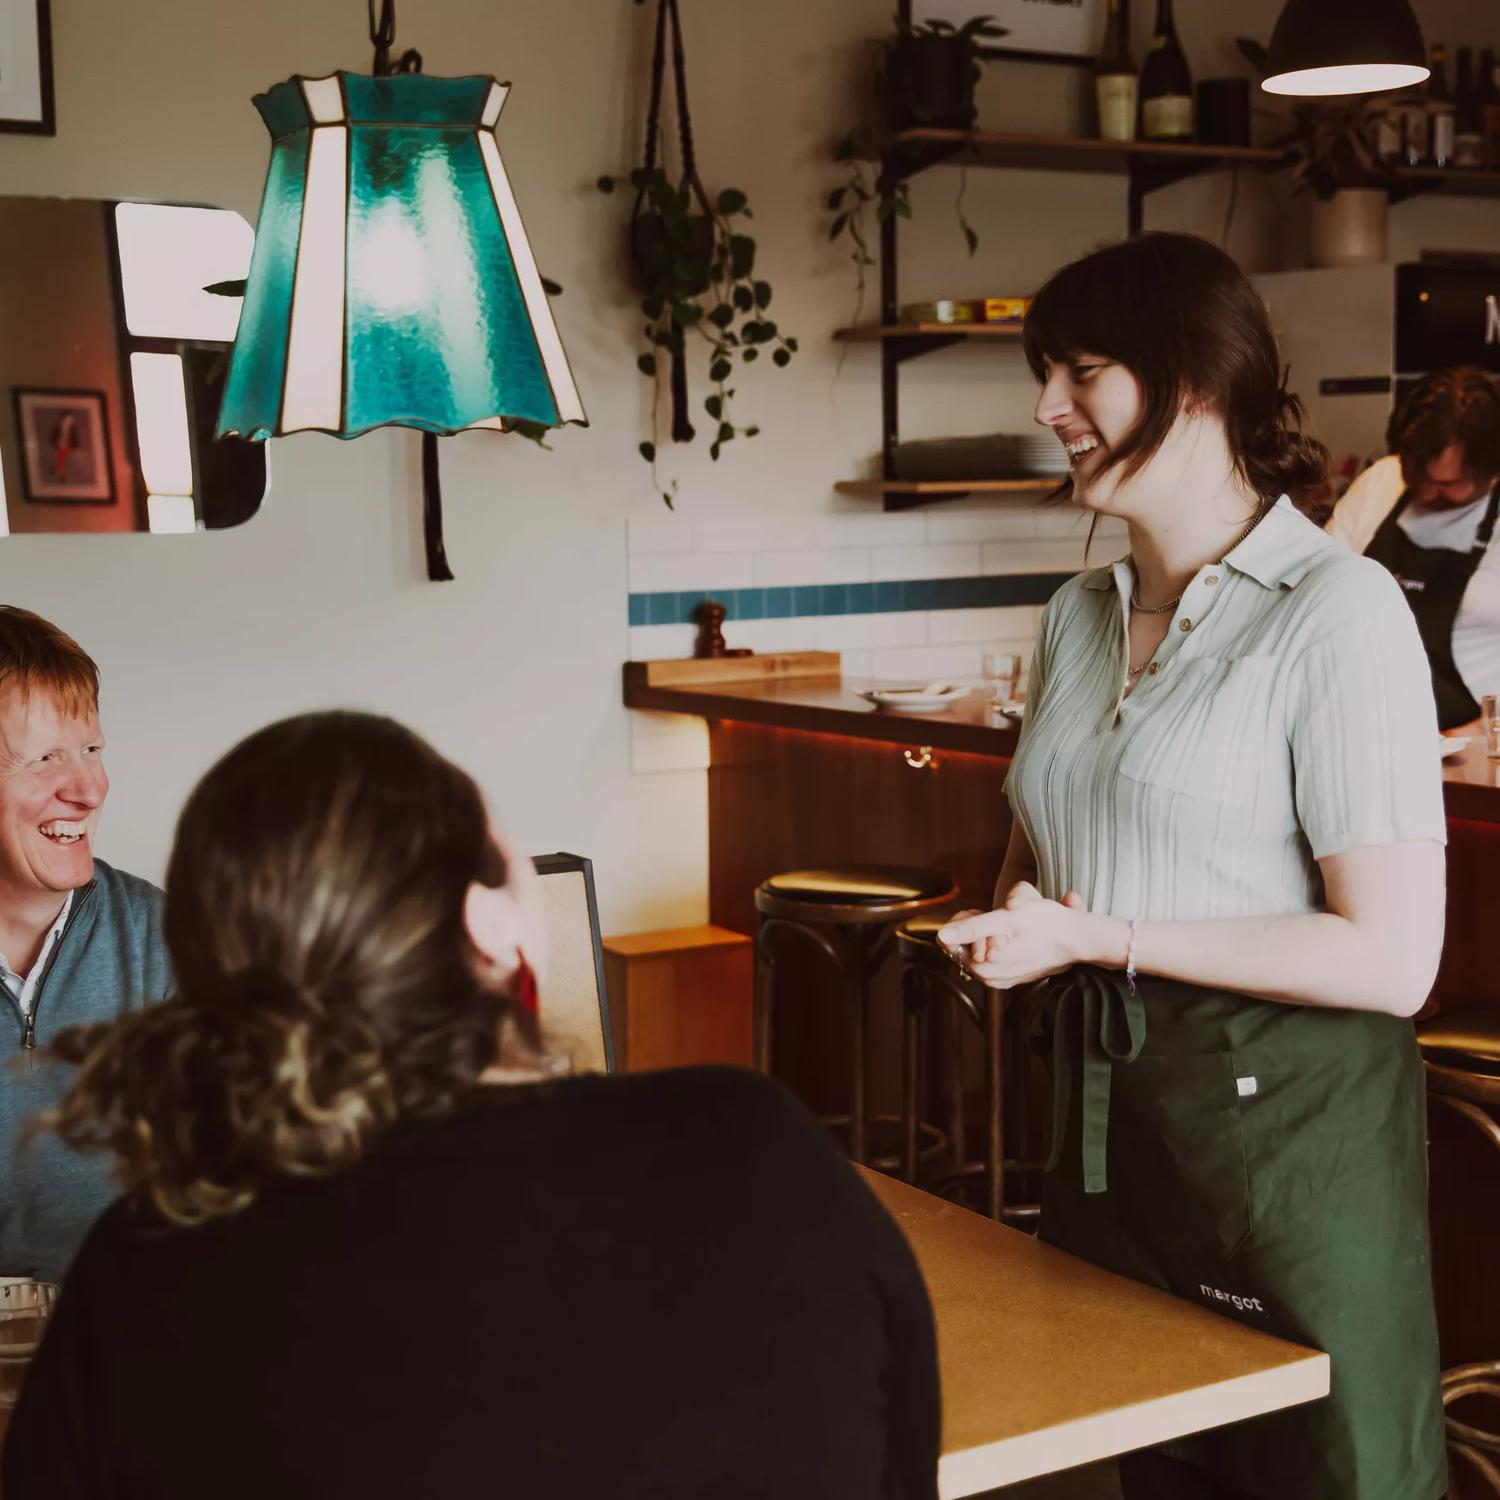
[{"x1": 0, "y1": 606, "x2": 169, "y2": 1281}]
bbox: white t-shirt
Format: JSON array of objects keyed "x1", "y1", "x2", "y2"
[{"x1": 1326, "y1": 454, "x2": 1500, "y2": 708}]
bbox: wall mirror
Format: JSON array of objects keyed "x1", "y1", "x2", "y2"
[{"x1": 0, "y1": 197, "x2": 266, "y2": 536}]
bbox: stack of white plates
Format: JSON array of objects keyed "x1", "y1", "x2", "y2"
[{"x1": 1012, "y1": 433, "x2": 1070, "y2": 476}]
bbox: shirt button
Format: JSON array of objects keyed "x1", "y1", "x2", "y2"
[
  {"x1": 1148, "y1": 663, "x2": 1160, "y2": 674},
  {"x1": 1179, "y1": 619, "x2": 1193, "y2": 632},
  {"x1": 1205, "y1": 574, "x2": 1219, "y2": 586}
]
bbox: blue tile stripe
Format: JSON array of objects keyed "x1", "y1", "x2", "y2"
[{"x1": 627, "y1": 573, "x2": 1073, "y2": 625}]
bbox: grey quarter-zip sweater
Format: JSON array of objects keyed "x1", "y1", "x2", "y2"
[{"x1": 2, "y1": 859, "x2": 169, "y2": 1282}]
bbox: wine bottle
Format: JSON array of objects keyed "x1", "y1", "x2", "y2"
[
  {"x1": 1139, "y1": 0, "x2": 1192, "y2": 141},
  {"x1": 1480, "y1": 47, "x2": 1500, "y2": 167},
  {"x1": 1094, "y1": 0, "x2": 1138, "y2": 143},
  {"x1": 1454, "y1": 47, "x2": 1483, "y2": 166},
  {"x1": 1427, "y1": 43, "x2": 1455, "y2": 168}
]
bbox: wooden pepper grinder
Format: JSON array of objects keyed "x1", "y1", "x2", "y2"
[{"x1": 692, "y1": 599, "x2": 752, "y2": 659}]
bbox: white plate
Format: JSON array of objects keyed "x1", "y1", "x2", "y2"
[
  {"x1": 1440, "y1": 736, "x2": 1471, "y2": 760},
  {"x1": 859, "y1": 684, "x2": 970, "y2": 712}
]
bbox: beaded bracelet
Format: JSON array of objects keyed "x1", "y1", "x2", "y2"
[{"x1": 1125, "y1": 917, "x2": 1140, "y2": 995}]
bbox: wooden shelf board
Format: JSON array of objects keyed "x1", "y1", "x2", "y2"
[
  {"x1": 835, "y1": 322, "x2": 1025, "y2": 342},
  {"x1": 835, "y1": 478, "x2": 1060, "y2": 496},
  {"x1": 1393, "y1": 165, "x2": 1500, "y2": 197},
  {"x1": 890, "y1": 129, "x2": 1283, "y2": 175}
]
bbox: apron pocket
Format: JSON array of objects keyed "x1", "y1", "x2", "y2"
[{"x1": 1110, "y1": 1050, "x2": 1254, "y2": 1260}]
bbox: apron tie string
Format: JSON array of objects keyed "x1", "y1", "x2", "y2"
[{"x1": 1046, "y1": 964, "x2": 1147, "y2": 1194}]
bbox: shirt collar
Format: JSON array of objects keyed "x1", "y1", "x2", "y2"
[
  {"x1": 1080, "y1": 495, "x2": 1314, "y2": 594},
  {"x1": 0, "y1": 890, "x2": 72, "y2": 983}
]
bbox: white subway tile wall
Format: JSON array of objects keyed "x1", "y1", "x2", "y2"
[{"x1": 625, "y1": 504, "x2": 1128, "y2": 777}]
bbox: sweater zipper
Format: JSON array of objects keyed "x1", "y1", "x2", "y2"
[{"x1": 20, "y1": 881, "x2": 97, "y2": 1053}]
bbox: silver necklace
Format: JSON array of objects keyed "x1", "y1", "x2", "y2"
[{"x1": 1126, "y1": 501, "x2": 1271, "y2": 677}]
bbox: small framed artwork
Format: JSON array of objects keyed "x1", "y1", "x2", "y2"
[
  {"x1": 12, "y1": 389, "x2": 115, "y2": 504},
  {"x1": 914, "y1": 0, "x2": 1104, "y2": 65},
  {"x1": 0, "y1": 0, "x2": 55, "y2": 135}
]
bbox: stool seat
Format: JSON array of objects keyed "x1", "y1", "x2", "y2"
[
  {"x1": 762, "y1": 866, "x2": 955, "y2": 905},
  {"x1": 1417, "y1": 1008, "x2": 1500, "y2": 1078}
]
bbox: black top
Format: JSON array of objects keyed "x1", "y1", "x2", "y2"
[{"x1": 4, "y1": 1067, "x2": 940, "y2": 1499}]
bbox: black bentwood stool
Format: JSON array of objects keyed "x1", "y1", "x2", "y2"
[
  {"x1": 1416, "y1": 1008, "x2": 1500, "y2": 1495},
  {"x1": 754, "y1": 865, "x2": 958, "y2": 1165},
  {"x1": 897, "y1": 915, "x2": 1041, "y2": 1224}
]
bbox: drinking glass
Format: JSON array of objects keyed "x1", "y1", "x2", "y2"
[
  {"x1": 1484, "y1": 693, "x2": 1500, "y2": 761},
  {"x1": 982, "y1": 651, "x2": 1021, "y2": 703},
  {"x1": 0, "y1": 1278, "x2": 58, "y2": 1408}
]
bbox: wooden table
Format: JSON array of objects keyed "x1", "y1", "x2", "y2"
[{"x1": 861, "y1": 1169, "x2": 1329, "y2": 1496}]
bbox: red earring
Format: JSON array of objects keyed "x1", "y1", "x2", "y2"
[{"x1": 512, "y1": 953, "x2": 539, "y2": 1018}]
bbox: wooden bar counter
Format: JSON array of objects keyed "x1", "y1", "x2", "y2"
[{"x1": 625, "y1": 656, "x2": 1500, "y2": 1373}]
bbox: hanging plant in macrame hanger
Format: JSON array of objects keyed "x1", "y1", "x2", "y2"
[{"x1": 599, "y1": 0, "x2": 796, "y2": 506}]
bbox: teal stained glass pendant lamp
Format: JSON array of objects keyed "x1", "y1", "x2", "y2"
[{"x1": 216, "y1": 2, "x2": 586, "y2": 580}]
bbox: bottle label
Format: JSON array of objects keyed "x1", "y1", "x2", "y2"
[
  {"x1": 1142, "y1": 94, "x2": 1192, "y2": 138},
  {"x1": 1096, "y1": 75, "x2": 1138, "y2": 141},
  {"x1": 1432, "y1": 113, "x2": 1457, "y2": 162}
]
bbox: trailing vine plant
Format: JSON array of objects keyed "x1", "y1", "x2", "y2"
[
  {"x1": 599, "y1": 0, "x2": 797, "y2": 506},
  {"x1": 827, "y1": 14, "x2": 1004, "y2": 322}
]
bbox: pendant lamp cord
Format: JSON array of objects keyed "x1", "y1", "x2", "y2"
[
  {"x1": 368, "y1": 0, "x2": 423, "y2": 77},
  {"x1": 367, "y1": 0, "x2": 451, "y2": 580}
]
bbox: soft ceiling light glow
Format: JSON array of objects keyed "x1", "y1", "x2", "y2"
[
  {"x1": 115, "y1": 203, "x2": 254, "y2": 341},
  {"x1": 130, "y1": 352, "x2": 194, "y2": 498}
]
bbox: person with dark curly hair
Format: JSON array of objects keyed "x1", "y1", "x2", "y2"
[
  {"x1": 1327, "y1": 366, "x2": 1500, "y2": 729},
  {"x1": 3, "y1": 711, "x2": 940, "y2": 1500},
  {"x1": 939, "y1": 234, "x2": 1447, "y2": 1500}
]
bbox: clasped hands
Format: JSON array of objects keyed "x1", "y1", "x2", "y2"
[{"x1": 935, "y1": 883, "x2": 1126, "y2": 990}]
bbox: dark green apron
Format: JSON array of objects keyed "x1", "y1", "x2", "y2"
[{"x1": 1037, "y1": 965, "x2": 1447, "y2": 1500}]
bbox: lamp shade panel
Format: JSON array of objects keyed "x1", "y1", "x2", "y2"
[{"x1": 216, "y1": 72, "x2": 585, "y2": 442}]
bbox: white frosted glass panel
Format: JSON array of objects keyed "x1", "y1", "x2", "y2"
[
  {"x1": 301, "y1": 75, "x2": 346, "y2": 123},
  {"x1": 147, "y1": 493, "x2": 197, "y2": 533},
  {"x1": 130, "y1": 353, "x2": 193, "y2": 497},
  {"x1": 280, "y1": 126, "x2": 348, "y2": 433},
  {"x1": 115, "y1": 202, "x2": 254, "y2": 342}
]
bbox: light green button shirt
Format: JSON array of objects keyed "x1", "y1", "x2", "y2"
[{"x1": 1007, "y1": 495, "x2": 1447, "y2": 922}]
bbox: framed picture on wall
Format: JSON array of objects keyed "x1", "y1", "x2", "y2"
[
  {"x1": 0, "y1": 0, "x2": 55, "y2": 134},
  {"x1": 12, "y1": 389, "x2": 115, "y2": 504},
  {"x1": 914, "y1": 0, "x2": 1103, "y2": 65}
]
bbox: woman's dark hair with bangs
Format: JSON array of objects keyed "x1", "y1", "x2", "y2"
[{"x1": 1022, "y1": 232, "x2": 1327, "y2": 501}]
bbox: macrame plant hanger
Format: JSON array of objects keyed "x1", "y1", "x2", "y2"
[{"x1": 632, "y1": 0, "x2": 711, "y2": 444}]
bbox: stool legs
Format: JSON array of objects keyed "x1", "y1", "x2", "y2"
[
  {"x1": 900, "y1": 965, "x2": 923, "y2": 1183},
  {"x1": 1431, "y1": 1091, "x2": 1500, "y2": 1495},
  {"x1": 985, "y1": 988, "x2": 1004, "y2": 1222},
  {"x1": 752, "y1": 935, "x2": 775, "y2": 1072},
  {"x1": 848, "y1": 927, "x2": 870, "y2": 1166}
]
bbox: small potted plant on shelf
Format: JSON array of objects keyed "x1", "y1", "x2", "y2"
[
  {"x1": 1238, "y1": 37, "x2": 1399, "y2": 269},
  {"x1": 886, "y1": 12, "x2": 1005, "y2": 131},
  {"x1": 828, "y1": 14, "x2": 1006, "y2": 318}
]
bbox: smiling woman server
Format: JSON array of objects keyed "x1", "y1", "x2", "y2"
[{"x1": 939, "y1": 234, "x2": 1448, "y2": 1500}]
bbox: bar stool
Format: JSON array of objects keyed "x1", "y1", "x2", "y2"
[
  {"x1": 754, "y1": 865, "x2": 958, "y2": 1165},
  {"x1": 1416, "y1": 1007, "x2": 1500, "y2": 1495},
  {"x1": 897, "y1": 914, "x2": 1040, "y2": 1225}
]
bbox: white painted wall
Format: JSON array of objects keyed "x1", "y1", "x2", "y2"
[{"x1": 0, "y1": 0, "x2": 1492, "y2": 935}]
